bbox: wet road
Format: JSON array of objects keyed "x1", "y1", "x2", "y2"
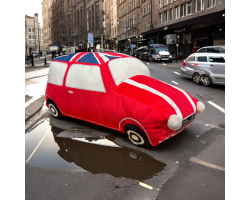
[{"x1": 25, "y1": 60, "x2": 225, "y2": 200}]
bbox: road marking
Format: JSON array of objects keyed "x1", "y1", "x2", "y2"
[
  {"x1": 146, "y1": 63, "x2": 149, "y2": 65},
  {"x1": 171, "y1": 81, "x2": 178, "y2": 85},
  {"x1": 162, "y1": 63, "x2": 166, "y2": 65},
  {"x1": 139, "y1": 182, "x2": 153, "y2": 190},
  {"x1": 173, "y1": 71, "x2": 180, "y2": 75},
  {"x1": 207, "y1": 101, "x2": 225, "y2": 113},
  {"x1": 26, "y1": 129, "x2": 50, "y2": 163},
  {"x1": 189, "y1": 157, "x2": 225, "y2": 172},
  {"x1": 25, "y1": 95, "x2": 42, "y2": 108}
]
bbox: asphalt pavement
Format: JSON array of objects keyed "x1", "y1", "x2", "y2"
[{"x1": 25, "y1": 59, "x2": 225, "y2": 200}]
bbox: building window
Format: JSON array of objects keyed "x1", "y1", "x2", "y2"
[
  {"x1": 163, "y1": 0, "x2": 168, "y2": 6},
  {"x1": 208, "y1": 0, "x2": 216, "y2": 8},
  {"x1": 182, "y1": 3, "x2": 186, "y2": 16},
  {"x1": 201, "y1": 0, "x2": 204, "y2": 10},
  {"x1": 169, "y1": 9, "x2": 173, "y2": 20},
  {"x1": 164, "y1": 11, "x2": 168, "y2": 22},
  {"x1": 138, "y1": 13, "x2": 141, "y2": 23},
  {"x1": 175, "y1": 6, "x2": 180, "y2": 18},
  {"x1": 160, "y1": 13, "x2": 163, "y2": 24},
  {"x1": 159, "y1": 0, "x2": 162, "y2": 8},
  {"x1": 187, "y1": 2, "x2": 191, "y2": 15}
]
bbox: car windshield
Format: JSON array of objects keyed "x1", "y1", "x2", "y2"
[
  {"x1": 108, "y1": 58, "x2": 150, "y2": 86},
  {"x1": 217, "y1": 47, "x2": 225, "y2": 53},
  {"x1": 155, "y1": 48, "x2": 169, "y2": 52}
]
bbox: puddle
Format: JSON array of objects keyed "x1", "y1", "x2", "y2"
[{"x1": 25, "y1": 119, "x2": 166, "y2": 181}]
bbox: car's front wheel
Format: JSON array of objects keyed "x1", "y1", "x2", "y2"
[
  {"x1": 48, "y1": 101, "x2": 63, "y2": 119},
  {"x1": 124, "y1": 124, "x2": 151, "y2": 147}
]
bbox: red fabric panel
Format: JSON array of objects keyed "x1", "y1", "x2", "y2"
[{"x1": 130, "y1": 75, "x2": 198, "y2": 118}]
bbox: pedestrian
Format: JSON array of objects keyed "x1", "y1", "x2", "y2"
[{"x1": 30, "y1": 53, "x2": 34, "y2": 66}]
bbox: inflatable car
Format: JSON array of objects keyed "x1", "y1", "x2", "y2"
[{"x1": 45, "y1": 52, "x2": 205, "y2": 147}]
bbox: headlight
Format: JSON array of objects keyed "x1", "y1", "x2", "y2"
[
  {"x1": 167, "y1": 115, "x2": 182, "y2": 130},
  {"x1": 197, "y1": 102, "x2": 205, "y2": 113}
]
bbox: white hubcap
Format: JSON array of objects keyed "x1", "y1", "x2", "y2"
[
  {"x1": 49, "y1": 104, "x2": 58, "y2": 117},
  {"x1": 127, "y1": 130, "x2": 144, "y2": 145}
]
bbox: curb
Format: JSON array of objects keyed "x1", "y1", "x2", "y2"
[{"x1": 25, "y1": 96, "x2": 45, "y2": 122}]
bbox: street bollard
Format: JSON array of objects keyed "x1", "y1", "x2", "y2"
[{"x1": 44, "y1": 57, "x2": 47, "y2": 65}]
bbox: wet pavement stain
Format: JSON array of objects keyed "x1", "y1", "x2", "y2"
[{"x1": 25, "y1": 119, "x2": 166, "y2": 181}]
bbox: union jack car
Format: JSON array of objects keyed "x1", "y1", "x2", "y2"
[{"x1": 46, "y1": 52, "x2": 205, "y2": 147}]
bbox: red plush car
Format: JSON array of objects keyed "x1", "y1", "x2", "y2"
[{"x1": 45, "y1": 52, "x2": 205, "y2": 147}]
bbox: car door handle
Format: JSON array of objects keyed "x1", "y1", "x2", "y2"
[
  {"x1": 210, "y1": 64, "x2": 214, "y2": 66},
  {"x1": 68, "y1": 91, "x2": 73, "y2": 94}
]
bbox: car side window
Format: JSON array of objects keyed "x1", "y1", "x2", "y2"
[
  {"x1": 186, "y1": 55, "x2": 195, "y2": 61},
  {"x1": 197, "y1": 56, "x2": 208, "y2": 62},
  {"x1": 209, "y1": 57, "x2": 225, "y2": 63},
  {"x1": 197, "y1": 48, "x2": 206, "y2": 53},
  {"x1": 48, "y1": 62, "x2": 68, "y2": 86},
  {"x1": 207, "y1": 48, "x2": 220, "y2": 53},
  {"x1": 151, "y1": 50, "x2": 156, "y2": 54},
  {"x1": 65, "y1": 64, "x2": 106, "y2": 92}
]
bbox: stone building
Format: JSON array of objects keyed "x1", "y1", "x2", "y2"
[
  {"x1": 103, "y1": 0, "x2": 118, "y2": 51},
  {"x1": 141, "y1": 0, "x2": 225, "y2": 57},
  {"x1": 41, "y1": 0, "x2": 52, "y2": 52},
  {"x1": 86, "y1": 0, "x2": 104, "y2": 50},
  {"x1": 25, "y1": 13, "x2": 44, "y2": 57}
]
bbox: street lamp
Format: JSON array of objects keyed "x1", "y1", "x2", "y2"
[{"x1": 176, "y1": 35, "x2": 179, "y2": 63}]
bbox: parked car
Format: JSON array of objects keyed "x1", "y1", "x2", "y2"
[
  {"x1": 181, "y1": 52, "x2": 225, "y2": 86},
  {"x1": 46, "y1": 52, "x2": 205, "y2": 147},
  {"x1": 196, "y1": 46, "x2": 225, "y2": 53},
  {"x1": 124, "y1": 47, "x2": 131, "y2": 55}
]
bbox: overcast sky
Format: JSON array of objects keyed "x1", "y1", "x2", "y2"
[{"x1": 25, "y1": 0, "x2": 43, "y2": 26}]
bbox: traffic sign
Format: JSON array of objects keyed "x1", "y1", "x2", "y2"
[{"x1": 88, "y1": 33, "x2": 93, "y2": 44}]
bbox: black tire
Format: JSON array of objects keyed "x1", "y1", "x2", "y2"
[
  {"x1": 192, "y1": 72, "x2": 201, "y2": 84},
  {"x1": 139, "y1": 55, "x2": 142, "y2": 60},
  {"x1": 124, "y1": 124, "x2": 151, "y2": 147},
  {"x1": 47, "y1": 100, "x2": 63, "y2": 119},
  {"x1": 201, "y1": 75, "x2": 212, "y2": 86}
]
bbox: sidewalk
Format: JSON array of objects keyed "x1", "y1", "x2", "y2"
[{"x1": 25, "y1": 60, "x2": 52, "y2": 68}]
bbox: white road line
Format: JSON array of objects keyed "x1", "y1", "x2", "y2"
[
  {"x1": 139, "y1": 182, "x2": 153, "y2": 190},
  {"x1": 171, "y1": 81, "x2": 178, "y2": 85},
  {"x1": 146, "y1": 63, "x2": 149, "y2": 65},
  {"x1": 173, "y1": 71, "x2": 180, "y2": 75},
  {"x1": 25, "y1": 95, "x2": 42, "y2": 108},
  {"x1": 26, "y1": 129, "x2": 50, "y2": 163},
  {"x1": 207, "y1": 101, "x2": 225, "y2": 113},
  {"x1": 189, "y1": 157, "x2": 225, "y2": 172}
]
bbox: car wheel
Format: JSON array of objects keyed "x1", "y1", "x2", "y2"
[
  {"x1": 124, "y1": 124, "x2": 151, "y2": 147},
  {"x1": 192, "y1": 72, "x2": 201, "y2": 84},
  {"x1": 169, "y1": 60, "x2": 172, "y2": 63},
  {"x1": 48, "y1": 101, "x2": 63, "y2": 119},
  {"x1": 201, "y1": 75, "x2": 212, "y2": 86},
  {"x1": 149, "y1": 56, "x2": 153, "y2": 62},
  {"x1": 139, "y1": 55, "x2": 142, "y2": 60}
]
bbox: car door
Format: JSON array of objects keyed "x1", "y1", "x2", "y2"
[
  {"x1": 196, "y1": 55, "x2": 209, "y2": 72},
  {"x1": 64, "y1": 63, "x2": 107, "y2": 122},
  {"x1": 208, "y1": 56, "x2": 225, "y2": 81}
]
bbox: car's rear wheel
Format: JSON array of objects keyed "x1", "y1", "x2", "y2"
[
  {"x1": 48, "y1": 101, "x2": 63, "y2": 119},
  {"x1": 124, "y1": 124, "x2": 151, "y2": 147},
  {"x1": 192, "y1": 72, "x2": 201, "y2": 84},
  {"x1": 201, "y1": 75, "x2": 212, "y2": 86}
]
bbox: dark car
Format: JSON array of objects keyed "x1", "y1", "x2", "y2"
[
  {"x1": 132, "y1": 46, "x2": 149, "y2": 60},
  {"x1": 124, "y1": 47, "x2": 131, "y2": 55}
]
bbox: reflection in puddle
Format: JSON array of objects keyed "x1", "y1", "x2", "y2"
[{"x1": 25, "y1": 119, "x2": 166, "y2": 181}]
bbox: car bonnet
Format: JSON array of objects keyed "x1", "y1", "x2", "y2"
[{"x1": 115, "y1": 75, "x2": 198, "y2": 120}]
